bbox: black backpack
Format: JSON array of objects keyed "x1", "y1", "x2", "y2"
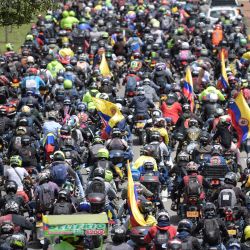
[
  {"x1": 154, "y1": 229, "x2": 169, "y2": 250},
  {"x1": 38, "y1": 183, "x2": 54, "y2": 210},
  {"x1": 185, "y1": 176, "x2": 202, "y2": 197},
  {"x1": 0, "y1": 86, "x2": 7, "y2": 104},
  {"x1": 180, "y1": 236, "x2": 194, "y2": 250},
  {"x1": 53, "y1": 202, "x2": 72, "y2": 215},
  {"x1": 203, "y1": 219, "x2": 221, "y2": 245},
  {"x1": 0, "y1": 118, "x2": 6, "y2": 135}
]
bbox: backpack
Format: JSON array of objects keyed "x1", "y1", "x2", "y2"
[
  {"x1": 203, "y1": 218, "x2": 221, "y2": 245},
  {"x1": 218, "y1": 188, "x2": 237, "y2": 208},
  {"x1": 19, "y1": 147, "x2": 32, "y2": 163},
  {"x1": 39, "y1": 183, "x2": 54, "y2": 210},
  {"x1": 39, "y1": 69, "x2": 48, "y2": 84},
  {"x1": 51, "y1": 163, "x2": 68, "y2": 186},
  {"x1": 154, "y1": 229, "x2": 170, "y2": 250},
  {"x1": 126, "y1": 76, "x2": 137, "y2": 92},
  {"x1": 88, "y1": 178, "x2": 105, "y2": 194},
  {"x1": 130, "y1": 37, "x2": 140, "y2": 52},
  {"x1": 180, "y1": 236, "x2": 194, "y2": 250},
  {"x1": 0, "y1": 117, "x2": 6, "y2": 135},
  {"x1": 53, "y1": 202, "x2": 72, "y2": 215},
  {"x1": 13, "y1": 136, "x2": 22, "y2": 151},
  {"x1": 0, "y1": 86, "x2": 6, "y2": 101},
  {"x1": 149, "y1": 142, "x2": 161, "y2": 162},
  {"x1": 185, "y1": 176, "x2": 201, "y2": 197}
]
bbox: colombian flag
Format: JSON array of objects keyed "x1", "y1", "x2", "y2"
[
  {"x1": 228, "y1": 92, "x2": 250, "y2": 147},
  {"x1": 127, "y1": 162, "x2": 147, "y2": 226},
  {"x1": 217, "y1": 51, "x2": 229, "y2": 90},
  {"x1": 92, "y1": 97, "x2": 125, "y2": 139},
  {"x1": 99, "y1": 53, "x2": 111, "y2": 77},
  {"x1": 183, "y1": 66, "x2": 194, "y2": 112}
]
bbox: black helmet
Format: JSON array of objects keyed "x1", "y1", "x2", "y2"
[
  {"x1": 0, "y1": 221, "x2": 14, "y2": 234},
  {"x1": 40, "y1": 60, "x2": 47, "y2": 69},
  {"x1": 5, "y1": 181, "x2": 18, "y2": 194},
  {"x1": 203, "y1": 202, "x2": 216, "y2": 218},
  {"x1": 247, "y1": 157, "x2": 250, "y2": 169},
  {"x1": 93, "y1": 167, "x2": 105, "y2": 179},
  {"x1": 177, "y1": 151, "x2": 189, "y2": 162},
  {"x1": 199, "y1": 131, "x2": 210, "y2": 144},
  {"x1": 60, "y1": 125, "x2": 71, "y2": 136},
  {"x1": 21, "y1": 135, "x2": 31, "y2": 146},
  {"x1": 150, "y1": 131, "x2": 161, "y2": 142},
  {"x1": 143, "y1": 144, "x2": 155, "y2": 157},
  {"x1": 143, "y1": 161, "x2": 154, "y2": 171},
  {"x1": 0, "y1": 107, "x2": 7, "y2": 116},
  {"x1": 53, "y1": 151, "x2": 65, "y2": 161},
  {"x1": 5, "y1": 200, "x2": 20, "y2": 214},
  {"x1": 111, "y1": 225, "x2": 126, "y2": 243},
  {"x1": 70, "y1": 57, "x2": 77, "y2": 66},
  {"x1": 58, "y1": 189, "x2": 69, "y2": 201},
  {"x1": 211, "y1": 144, "x2": 223, "y2": 156},
  {"x1": 224, "y1": 172, "x2": 237, "y2": 186},
  {"x1": 177, "y1": 219, "x2": 193, "y2": 233},
  {"x1": 112, "y1": 128, "x2": 122, "y2": 138},
  {"x1": 18, "y1": 118, "x2": 29, "y2": 127},
  {"x1": 157, "y1": 210, "x2": 170, "y2": 224},
  {"x1": 138, "y1": 199, "x2": 153, "y2": 214},
  {"x1": 188, "y1": 118, "x2": 198, "y2": 127},
  {"x1": 182, "y1": 103, "x2": 190, "y2": 112},
  {"x1": 63, "y1": 98, "x2": 71, "y2": 106}
]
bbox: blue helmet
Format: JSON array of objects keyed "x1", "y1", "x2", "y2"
[{"x1": 131, "y1": 169, "x2": 141, "y2": 181}]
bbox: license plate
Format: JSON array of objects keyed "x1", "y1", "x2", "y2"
[
  {"x1": 228, "y1": 229, "x2": 237, "y2": 235},
  {"x1": 186, "y1": 211, "x2": 199, "y2": 218},
  {"x1": 136, "y1": 123, "x2": 144, "y2": 128}
]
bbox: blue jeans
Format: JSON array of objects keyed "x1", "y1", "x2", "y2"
[
  {"x1": 105, "y1": 204, "x2": 117, "y2": 223},
  {"x1": 74, "y1": 173, "x2": 85, "y2": 198}
]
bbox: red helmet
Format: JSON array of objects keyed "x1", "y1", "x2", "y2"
[{"x1": 27, "y1": 67, "x2": 38, "y2": 75}]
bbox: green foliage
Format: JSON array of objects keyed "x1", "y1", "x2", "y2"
[{"x1": 0, "y1": 0, "x2": 54, "y2": 26}]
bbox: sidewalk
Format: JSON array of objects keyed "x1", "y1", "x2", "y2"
[{"x1": 239, "y1": 0, "x2": 250, "y2": 35}]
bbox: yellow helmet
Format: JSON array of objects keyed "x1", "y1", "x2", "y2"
[{"x1": 244, "y1": 225, "x2": 250, "y2": 240}]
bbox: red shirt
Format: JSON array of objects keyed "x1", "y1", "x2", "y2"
[
  {"x1": 144, "y1": 225, "x2": 177, "y2": 249},
  {"x1": 161, "y1": 102, "x2": 182, "y2": 124}
]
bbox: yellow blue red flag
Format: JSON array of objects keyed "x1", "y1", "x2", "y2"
[
  {"x1": 228, "y1": 91, "x2": 250, "y2": 147},
  {"x1": 127, "y1": 162, "x2": 147, "y2": 226},
  {"x1": 92, "y1": 97, "x2": 125, "y2": 139},
  {"x1": 183, "y1": 66, "x2": 194, "y2": 112},
  {"x1": 99, "y1": 53, "x2": 111, "y2": 77},
  {"x1": 217, "y1": 51, "x2": 229, "y2": 90}
]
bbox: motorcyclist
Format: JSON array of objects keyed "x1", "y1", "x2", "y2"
[
  {"x1": 105, "y1": 128, "x2": 129, "y2": 151},
  {"x1": 43, "y1": 110, "x2": 61, "y2": 137},
  {"x1": 144, "y1": 210, "x2": 177, "y2": 248},
  {"x1": 0, "y1": 107, "x2": 14, "y2": 136},
  {"x1": 193, "y1": 202, "x2": 229, "y2": 249},
  {"x1": 174, "y1": 219, "x2": 202, "y2": 250},
  {"x1": 150, "y1": 117, "x2": 169, "y2": 145},
  {"x1": 142, "y1": 78, "x2": 160, "y2": 103}
]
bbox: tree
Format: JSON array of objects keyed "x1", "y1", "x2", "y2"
[{"x1": 0, "y1": 0, "x2": 54, "y2": 26}]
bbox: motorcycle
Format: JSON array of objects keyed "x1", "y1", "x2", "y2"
[
  {"x1": 185, "y1": 126, "x2": 201, "y2": 155},
  {"x1": 130, "y1": 226, "x2": 151, "y2": 250},
  {"x1": 134, "y1": 114, "x2": 148, "y2": 145}
]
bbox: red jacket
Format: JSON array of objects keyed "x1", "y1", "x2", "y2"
[
  {"x1": 144, "y1": 225, "x2": 177, "y2": 248},
  {"x1": 161, "y1": 102, "x2": 182, "y2": 124}
]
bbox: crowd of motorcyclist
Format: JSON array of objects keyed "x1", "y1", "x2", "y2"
[{"x1": 0, "y1": 0, "x2": 250, "y2": 249}]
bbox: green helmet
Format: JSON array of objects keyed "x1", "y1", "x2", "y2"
[
  {"x1": 79, "y1": 18, "x2": 86, "y2": 24},
  {"x1": 10, "y1": 155, "x2": 22, "y2": 167},
  {"x1": 63, "y1": 79, "x2": 73, "y2": 89},
  {"x1": 62, "y1": 10, "x2": 69, "y2": 18},
  {"x1": 240, "y1": 38, "x2": 247, "y2": 46},
  {"x1": 69, "y1": 10, "x2": 76, "y2": 17},
  {"x1": 176, "y1": 27, "x2": 184, "y2": 35},
  {"x1": 105, "y1": 170, "x2": 113, "y2": 182},
  {"x1": 106, "y1": 51, "x2": 112, "y2": 58},
  {"x1": 26, "y1": 34, "x2": 34, "y2": 41},
  {"x1": 97, "y1": 148, "x2": 109, "y2": 159},
  {"x1": 102, "y1": 32, "x2": 109, "y2": 39},
  {"x1": 5, "y1": 43, "x2": 13, "y2": 50}
]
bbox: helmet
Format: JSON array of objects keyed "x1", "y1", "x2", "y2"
[
  {"x1": 27, "y1": 56, "x2": 35, "y2": 64},
  {"x1": 150, "y1": 131, "x2": 161, "y2": 142},
  {"x1": 111, "y1": 225, "x2": 126, "y2": 243},
  {"x1": 182, "y1": 103, "x2": 190, "y2": 112},
  {"x1": 112, "y1": 128, "x2": 122, "y2": 138},
  {"x1": 154, "y1": 117, "x2": 166, "y2": 128},
  {"x1": 48, "y1": 110, "x2": 57, "y2": 119},
  {"x1": 155, "y1": 63, "x2": 165, "y2": 71},
  {"x1": 157, "y1": 210, "x2": 170, "y2": 224},
  {"x1": 99, "y1": 93, "x2": 109, "y2": 101},
  {"x1": 62, "y1": 10, "x2": 69, "y2": 18},
  {"x1": 9, "y1": 233, "x2": 26, "y2": 248},
  {"x1": 177, "y1": 219, "x2": 193, "y2": 233},
  {"x1": 215, "y1": 108, "x2": 224, "y2": 117},
  {"x1": 5, "y1": 200, "x2": 20, "y2": 214},
  {"x1": 97, "y1": 148, "x2": 109, "y2": 159},
  {"x1": 177, "y1": 151, "x2": 189, "y2": 162},
  {"x1": 89, "y1": 82, "x2": 98, "y2": 90},
  {"x1": 38, "y1": 172, "x2": 50, "y2": 184},
  {"x1": 186, "y1": 161, "x2": 199, "y2": 172},
  {"x1": 131, "y1": 169, "x2": 141, "y2": 181},
  {"x1": 77, "y1": 102, "x2": 87, "y2": 112},
  {"x1": 200, "y1": 49, "x2": 209, "y2": 57},
  {"x1": 188, "y1": 118, "x2": 198, "y2": 127},
  {"x1": 60, "y1": 125, "x2": 71, "y2": 136},
  {"x1": 21, "y1": 135, "x2": 31, "y2": 146},
  {"x1": 143, "y1": 145, "x2": 155, "y2": 157},
  {"x1": 93, "y1": 137, "x2": 104, "y2": 145},
  {"x1": 224, "y1": 172, "x2": 237, "y2": 186},
  {"x1": 62, "y1": 181, "x2": 74, "y2": 193},
  {"x1": 58, "y1": 189, "x2": 69, "y2": 201},
  {"x1": 10, "y1": 155, "x2": 22, "y2": 167},
  {"x1": 105, "y1": 170, "x2": 113, "y2": 182},
  {"x1": 0, "y1": 107, "x2": 7, "y2": 116},
  {"x1": 143, "y1": 161, "x2": 154, "y2": 171},
  {"x1": 244, "y1": 225, "x2": 250, "y2": 241},
  {"x1": 152, "y1": 109, "x2": 162, "y2": 119},
  {"x1": 137, "y1": 86, "x2": 145, "y2": 96},
  {"x1": 5, "y1": 181, "x2": 18, "y2": 194},
  {"x1": 200, "y1": 131, "x2": 210, "y2": 144},
  {"x1": 67, "y1": 115, "x2": 79, "y2": 129},
  {"x1": 53, "y1": 151, "x2": 65, "y2": 161},
  {"x1": 204, "y1": 202, "x2": 216, "y2": 218},
  {"x1": 63, "y1": 79, "x2": 73, "y2": 89},
  {"x1": 181, "y1": 42, "x2": 190, "y2": 50},
  {"x1": 211, "y1": 144, "x2": 223, "y2": 155},
  {"x1": 27, "y1": 67, "x2": 38, "y2": 75},
  {"x1": 168, "y1": 239, "x2": 182, "y2": 250},
  {"x1": 63, "y1": 98, "x2": 71, "y2": 106},
  {"x1": 70, "y1": 57, "x2": 77, "y2": 66},
  {"x1": 93, "y1": 167, "x2": 105, "y2": 179},
  {"x1": 138, "y1": 199, "x2": 153, "y2": 214},
  {"x1": 0, "y1": 221, "x2": 14, "y2": 234},
  {"x1": 18, "y1": 117, "x2": 29, "y2": 127}
]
